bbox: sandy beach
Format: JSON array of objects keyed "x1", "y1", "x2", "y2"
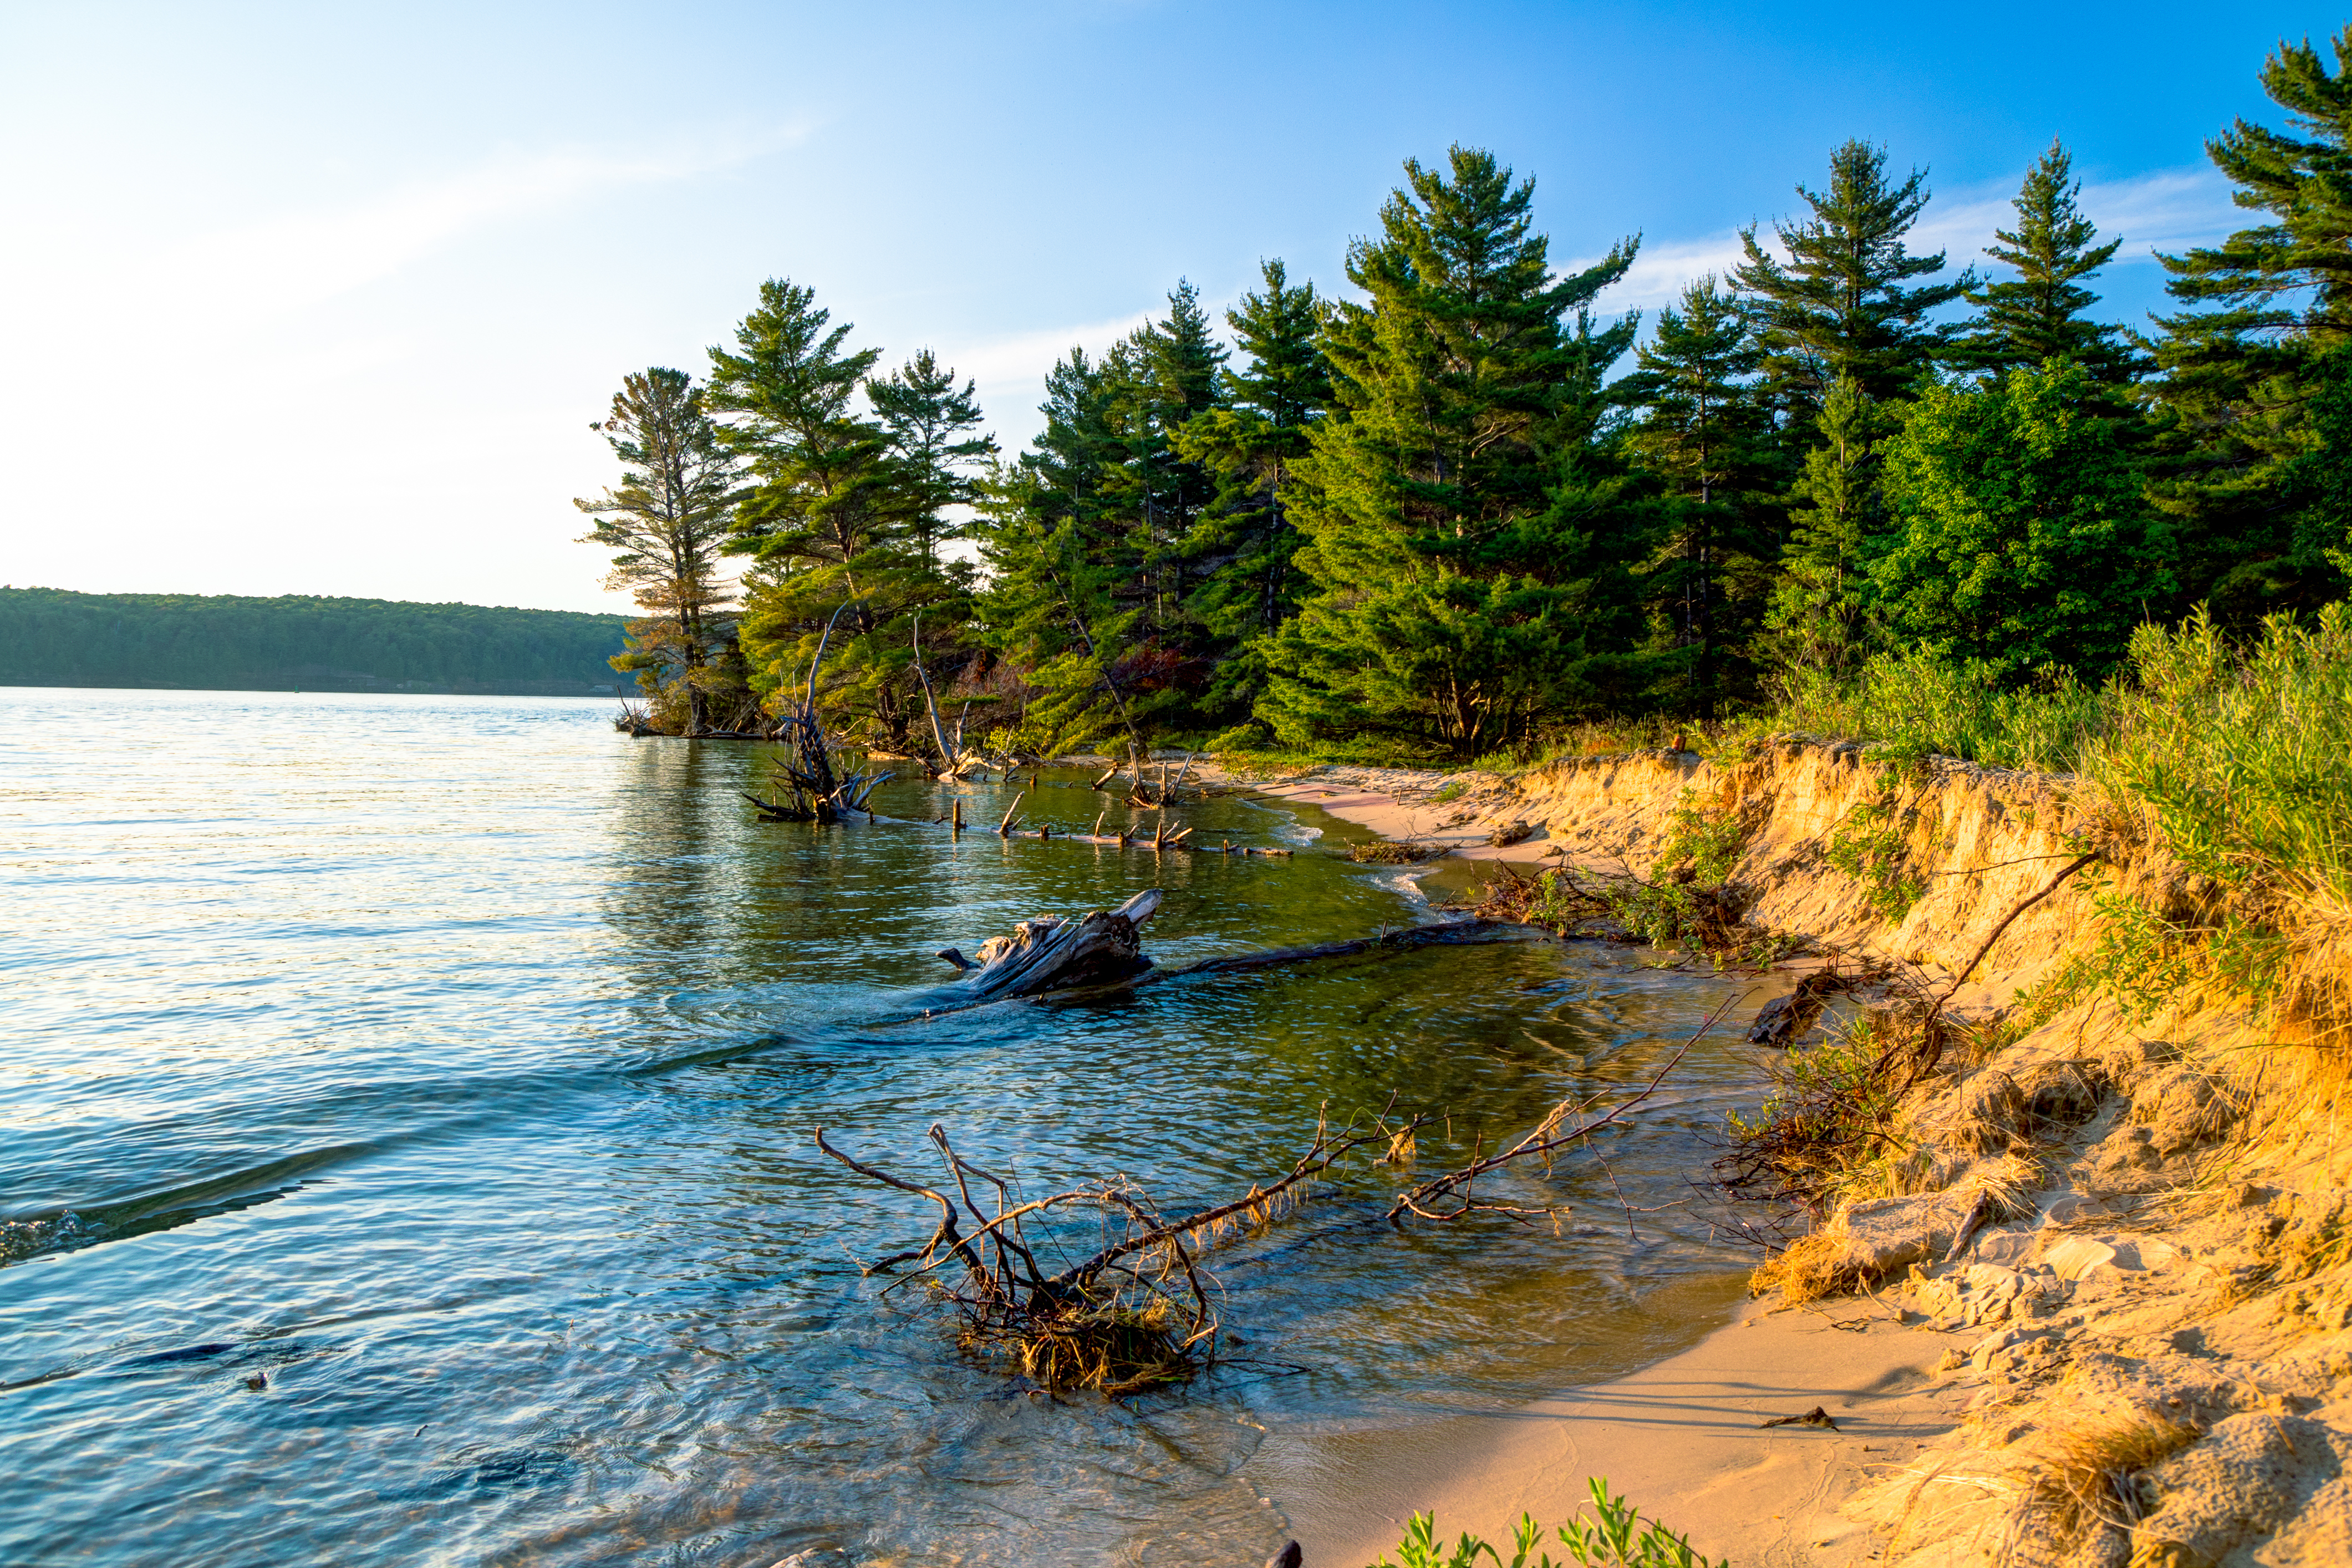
[
  {"x1": 1254, "y1": 1298, "x2": 1976, "y2": 1566},
  {"x1": 1244, "y1": 768, "x2": 1549, "y2": 864}
]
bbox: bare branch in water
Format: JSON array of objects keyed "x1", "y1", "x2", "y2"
[{"x1": 817, "y1": 1000, "x2": 1736, "y2": 1392}]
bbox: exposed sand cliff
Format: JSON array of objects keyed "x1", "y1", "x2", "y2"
[{"x1": 1225, "y1": 741, "x2": 2350, "y2": 1567}]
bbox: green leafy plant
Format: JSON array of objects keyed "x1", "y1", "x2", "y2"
[
  {"x1": 1370, "y1": 1480, "x2": 1727, "y2": 1568},
  {"x1": 2018, "y1": 883, "x2": 2291, "y2": 1029},
  {"x1": 1431, "y1": 779, "x2": 1468, "y2": 805},
  {"x1": 1723, "y1": 1008, "x2": 1915, "y2": 1214},
  {"x1": 1604, "y1": 790, "x2": 1748, "y2": 946},
  {"x1": 1825, "y1": 800, "x2": 1924, "y2": 922}
]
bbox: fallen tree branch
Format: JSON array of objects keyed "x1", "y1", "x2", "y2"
[
  {"x1": 1937, "y1": 851, "x2": 2101, "y2": 1004},
  {"x1": 1386, "y1": 992, "x2": 1742, "y2": 1225}
]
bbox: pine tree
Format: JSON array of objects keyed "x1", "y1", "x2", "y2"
[
  {"x1": 1259, "y1": 146, "x2": 1646, "y2": 756},
  {"x1": 1755, "y1": 375, "x2": 1893, "y2": 678},
  {"x1": 973, "y1": 344, "x2": 1158, "y2": 752},
  {"x1": 706, "y1": 278, "x2": 889, "y2": 592},
  {"x1": 973, "y1": 461, "x2": 1145, "y2": 755},
  {"x1": 707, "y1": 279, "x2": 971, "y2": 749},
  {"x1": 1114, "y1": 280, "x2": 1228, "y2": 647},
  {"x1": 1959, "y1": 140, "x2": 2131, "y2": 384},
  {"x1": 2144, "y1": 29, "x2": 2352, "y2": 618},
  {"x1": 1733, "y1": 140, "x2": 1974, "y2": 413},
  {"x1": 1620, "y1": 275, "x2": 1775, "y2": 717},
  {"x1": 868, "y1": 348, "x2": 996, "y2": 568},
  {"x1": 573, "y1": 367, "x2": 748, "y2": 734},
  {"x1": 1173, "y1": 259, "x2": 1333, "y2": 724}
]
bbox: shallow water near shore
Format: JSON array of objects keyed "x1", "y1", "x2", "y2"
[{"x1": 1, "y1": 689, "x2": 1767, "y2": 1567}]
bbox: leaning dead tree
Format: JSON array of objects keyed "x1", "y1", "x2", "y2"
[
  {"x1": 909, "y1": 612, "x2": 987, "y2": 781},
  {"x1": 821, "y1": 999, "x2": 1737, "y2": 1393},
  {"x1": 743, "y1": 600, "x2": 892, "y2": 823},
  {"x1": 926, "y1": 894, "x2": 1513, "y2": 1006}
]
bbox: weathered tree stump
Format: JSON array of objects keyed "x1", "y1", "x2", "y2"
[{"x1": 935, "y1": 890, "x2": 1162, "y2": 999}]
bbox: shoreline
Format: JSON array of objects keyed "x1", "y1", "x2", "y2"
[
  {"x1": 1254, "y1": 1297, "x2": 1977, "y2": 1566},
  {"x1": 1203, "y1": 755, "x2": 1950, "y2": 1564},
  {"x1": 1187, "y1": 742, "x2": 2352, "y2": 1568}
]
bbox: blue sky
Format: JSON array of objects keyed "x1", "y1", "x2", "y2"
[{"x1": 1, "y1": 1, "x2": 2339, "y2": 612}]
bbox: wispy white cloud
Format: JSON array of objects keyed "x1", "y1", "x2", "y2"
[
  {"x1": 947, "y1": 310, "x2": 1157, "y2": 388},
  {"x1": 1573, "y1": 163, "x2": 2241, "y2": 318},
  {"x1": 1600, "y1": 232, "x2": 1751, "y2": 311},
  {"x1": 168, "y1": 145, "x2": 776, "y2": 314},
  {"x1": 1, "y1": 125, "x2": 805, "y2": 352}
]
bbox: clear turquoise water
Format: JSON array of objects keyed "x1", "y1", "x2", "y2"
[{"x1": 0, "y1": 690, "x2": 1764, "y2": 1567}]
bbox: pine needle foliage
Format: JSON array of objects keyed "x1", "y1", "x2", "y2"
[
  {"x1": 1733, "y1": 139, "x2": 1973, "y2": 413},
  {"x1": 2144, "y1": 29, "x2": 2352, "y2": 620},
  {"x1": 1260, "y1": 145, "x2": 1649, "y2": 758},
  {"x1": 1958, "y1": 139, "x2": 2132, "y2": 386}
]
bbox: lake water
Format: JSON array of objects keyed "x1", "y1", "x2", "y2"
[{"x1": 0, "y1": 690, "x2": 1769, "y2": 1567}]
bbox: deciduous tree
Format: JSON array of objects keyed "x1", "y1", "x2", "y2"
[{"x1": 1867, "y1": 359, "x2": 2171, "y2": 679}]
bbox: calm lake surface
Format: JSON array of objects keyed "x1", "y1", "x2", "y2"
[{"x1": 1, "y1": 690, "x2": 1769, "y2": 1567}]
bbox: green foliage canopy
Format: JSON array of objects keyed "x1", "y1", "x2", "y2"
[
  {"x1": 1259, "y1": 145, "x2": 1647, "y2": 757},
  {"x1": 1869, "y1": 359, "x2": 2170, "y2": 679}
]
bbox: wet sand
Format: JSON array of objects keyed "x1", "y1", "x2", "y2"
[{"x1": 1256, "y1": 1299, "x2": 1976, "y2": 1566}]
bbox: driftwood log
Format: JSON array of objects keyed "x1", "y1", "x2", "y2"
[
  {"x1": 927, "y1": 901, "x2": 1523, "y2": 1009},
  {"x1": 935, "y1": 889, "x2": 1163, "y2": 1000}
]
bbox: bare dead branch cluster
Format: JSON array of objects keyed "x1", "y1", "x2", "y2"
[
  {"x1": 818, "y1": 1001, "x2": 1740, "y2": 1393},
  {"x1": 745, "y1": 602, "x2": 894, "y2": 822},
  {"x1": 814, "y1": 1114, "x2": 1393, "y2": 1394},
  {"x1": 1387, "y1": 994, "x2": 1739, "y2": 1228}
]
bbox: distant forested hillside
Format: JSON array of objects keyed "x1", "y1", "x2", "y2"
[{"x1": 0, "y1": 588, "x2": 629, "y2": 695}]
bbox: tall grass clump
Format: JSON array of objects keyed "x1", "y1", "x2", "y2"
[
  {"x1": 2063, "y1": 604, "x2": 2352, "y2": 1043},
  {"x1": 1763, "y1": 648, "x2": 2107, "y2": 772},
  {"x1": 2084, "y1": 604, "x2": 2352, "y2": 911}
]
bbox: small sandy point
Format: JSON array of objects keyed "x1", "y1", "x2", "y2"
[{"x1": 1221, "y1": 765, "x2": 1552, "y2": 864}]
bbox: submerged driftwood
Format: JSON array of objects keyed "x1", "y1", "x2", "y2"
[
  {"x1": 936, "y1": 889, "x2": 1163, "y2": 999},
  {"x1": 931, "y1": 896, "x2": 1525, "y2": 1006}
]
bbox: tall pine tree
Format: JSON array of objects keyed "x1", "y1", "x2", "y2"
[
  {"x1": 1260, "y1": 146, "x2": 1645, "y2": 757},
  {"x1": 1735, "y1": 141, "x2": 1968, "y2": 678},
  {"x1": 1733, "y1": 140, "x2": 1973, "y2": 414},
  {"x1": 2145, "y1": 28, "x2": 2352, "y2": 619},
  {"x1": 868, "y1": 348, "x2": 996, "y2": 568},
  {"x1": 1959, "y1": 139, "x2": 2131, "y2": 384},
  {"x1": 707, "y1": 280, "x2": 971, "y2": 748},
  {"x1": 1620, "y1": 275, "x2": 1776, "y2": 717},
  {"x1": 1755, "y1": 374, "x2": 1895, "y2": 678},
  {"x1": 1174, "y1": 259, "x2": 1334, "y2": 725}
]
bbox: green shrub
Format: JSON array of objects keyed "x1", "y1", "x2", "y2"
[
  {"x1": 1755, "y1": 648, "x2": 2106, "y2": 773},
  {"x1": 1824, "y1": 800, "x2": 1925, "y2": 923},
  {"x1": 1368, "y1": 1480, "x2": 1725, "y2": 1568},
  {"x1": 1604, "y1": 789, "x2": 1746, "y2": 946}
]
